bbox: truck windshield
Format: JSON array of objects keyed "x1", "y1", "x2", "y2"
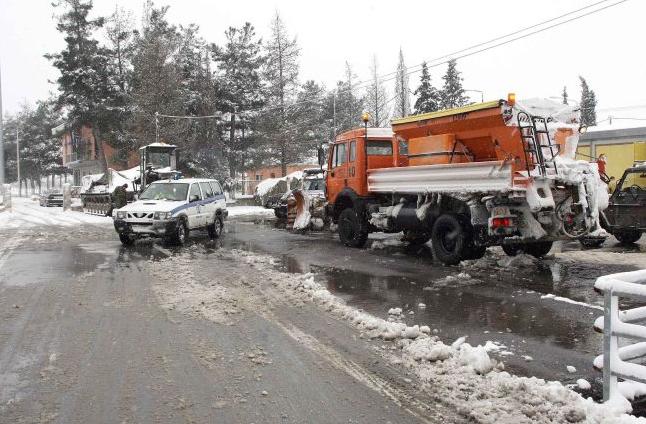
[
  {"x1": 140, "y1": 183, "x2": 189, "y2": 201},
  {"x1": 367, "y1": 140, "x2": 393, "y2": 156},
  {"x1": 303, "y1": 178, "x2": 324, "y2": 190}
]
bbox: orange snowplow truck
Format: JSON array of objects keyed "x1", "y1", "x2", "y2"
[{"x1": 324, "y1": 97, "x2": 608, "y2": 265}]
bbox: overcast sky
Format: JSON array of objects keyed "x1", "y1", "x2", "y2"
[{"x1": 0, "y1": 0, "x2": 644, "y2": 116}]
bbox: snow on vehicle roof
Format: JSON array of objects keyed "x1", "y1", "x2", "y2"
[
  {"x1": 367, "y1": 128, "x2": 394, "y2": 138},
  {"x1": 139, "y1": 142, "x2": 177, "y2": 150}
]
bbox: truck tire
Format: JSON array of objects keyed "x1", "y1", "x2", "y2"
[
  {"x1": 615, "y1": 230, "x2": 642, "y2": 244},
  {"x1": 431, "y1": 214, "x2": 467, "y2": 265},
  {"x1": 463, "y1": 244, "x2": 486, "y2": 260},
  {"x1": 338, "y1": 208, "x2": 369, "y2": 248},
  {"x1": 119, "y1": 233, "x2": 134, "y2": 246},
  {"x1": 402, "y1": 230, "x2": 431, "y2": 245},
  {"x1": 579, "y1": 238, "x2": 605, "y2": 249},
  {"x1": 166, "y1": 219, "x2": 189, "y2": 246},
  {"x1": 523, "y1": 241, "x2": 553, "y2": 258},
  {"x1": 502, "y1": 244, "x2": 521, "y2": 257},
  {"x1": 207, "y1": 216, "x2": 223, "y2": 239}
]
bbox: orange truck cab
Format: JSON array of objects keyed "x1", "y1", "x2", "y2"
[{"x1": 324, "y1": 99, "x2": 607, "y2": 265}]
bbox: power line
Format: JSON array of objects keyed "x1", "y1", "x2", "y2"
[{"x1": 155, "y1": 0, "x2": 627, "y2": 120}]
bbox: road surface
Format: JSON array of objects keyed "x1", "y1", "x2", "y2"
[{"x1": 1, "y1": 209, "x2": 645, "y2": 422}]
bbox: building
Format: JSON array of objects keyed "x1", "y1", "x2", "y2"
[
  {"x1": 578, "y1": 104, "x2": 646, "y2": 183},
  {"x1": 243, "y1": 163, "x2": 318, "y2": 195},
  {"x1": 53, "y1": 123, "x2": 139, "y2": 186}
]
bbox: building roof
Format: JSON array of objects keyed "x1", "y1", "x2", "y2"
[{"x1": 581, "y1": 126, "x2": 646, "y2": 142}]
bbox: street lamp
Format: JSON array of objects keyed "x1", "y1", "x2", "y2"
[{"x1": 464, "y1": 89, "x2": 484, "y2": 103}]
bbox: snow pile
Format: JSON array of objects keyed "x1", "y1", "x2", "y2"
[
  {"x1": 0, "y1": 198, "x2": 111, "y2": 230},
  {"x1": 227, "y1": 206, "x2": 276, "y2": 219},
  {"x1": 424, "y1": 272, "x2": 480, "y2": 290},
  {"x1": 231, "y1": 249, "x2": 646, "y2": 422},
  {"x1": 254, "y1": 171, "x2": 303, "y2": 198}
]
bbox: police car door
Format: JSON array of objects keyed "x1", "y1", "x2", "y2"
[
  {"x1": 187, "y1": 183, "x2": 204, "y2": 228},
  {"x1": 199, "y1": 182, "x2": 215, "y2": 224},
  {"x1": 210, "y1": 181, "x2": 226, "y2": 214}
]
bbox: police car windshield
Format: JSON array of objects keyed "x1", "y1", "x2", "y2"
[{"x1": 140, "y1": 183, "x2": 189, "y2": 201}]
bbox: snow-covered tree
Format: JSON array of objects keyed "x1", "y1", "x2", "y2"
[
  {"x1": 212, "y1": 22, "x2": 265, "y2": 177},
  {"x1": 332, "y1": 62, "x2": 364, "y2": 134},
  {"x1": 393, "y1": 48, "x2": 410, "y2": 118},
  {"x1": 46, "y1": 0, "x2": 118, "y2": 171},
  {"x1": 413, "y1": 62, "x2": 441, "y2": 114},
  {"x1": 260, "y1": 12, "x2": 301, "y2": 176},
  {"x1": 579, "y1": 76, "x2": 597, "y2": 126},
  {"x1": 439, "y1": 59, "x2": 468, "y2": 110},
  {"x1": 365, "y1": 55, "x2": 390, "y2": 127},
  {"x1": 562, "y1": 86, "x2": 568, "y2": 105}
]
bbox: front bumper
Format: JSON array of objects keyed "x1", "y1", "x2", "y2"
[{"x1": 114, "y1": 218, "x2": 178, "y2": 237}]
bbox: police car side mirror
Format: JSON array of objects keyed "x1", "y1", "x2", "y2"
[{"x1": 189, "y1": 194, "x2": 200, "y2": 203}]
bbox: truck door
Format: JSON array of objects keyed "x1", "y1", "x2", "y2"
[
  {"x1": 327, "y1": 141, "x2": 348, "y2": 203},
  {"x1": 187, "y1": 183, "x2": 204, "y2": 228}
]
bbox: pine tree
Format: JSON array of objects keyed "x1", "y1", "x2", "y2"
[
  {"x1": 579, "y1": 76, "x2": 597, "y2": 126},
  {"x1": 413, "y1": 62, "x2": 441, "y2": 114},
  {"x1": 393, "y1": 48, "x2": 410, "y2": 118},
  {"x1": 439, "y1": 59, "x2": 468, "y2": 109},
  {"x1": 45, "y1": 0, "x2": 118, "y2": 171},
  {"x1": 562, "y1": 86, "x2": 568, "y2": 105},
  {"x1": 261, "y1": 12, "x2": 300, "y2": 176},
  {"x1": 332, "y1": 62, "x2": 363, "y2": 134},
  {"x1": 212, "y1": 22, "x2": 265, "y2": 177},
  {"x1": 365, "y1": 55, "x2": 390, "y2": 127}
]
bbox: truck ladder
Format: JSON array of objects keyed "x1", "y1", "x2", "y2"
[{"x1": 517, "y1": 111, "x2": 559, "y2": 177}]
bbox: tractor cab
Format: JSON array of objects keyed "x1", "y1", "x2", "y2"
[{"x1": 137, "y1": 143, "x2": 180, "y2": 193}]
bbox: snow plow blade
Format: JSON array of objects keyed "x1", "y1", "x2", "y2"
[{"x1": 367, "y1": 160, "x2": 514, "y2": 194}]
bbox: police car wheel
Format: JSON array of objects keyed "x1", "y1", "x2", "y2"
[{"x1": 207, "y1": 216, "x2": 223, "y2": 239}]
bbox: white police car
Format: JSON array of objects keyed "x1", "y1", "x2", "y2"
[{"x1": 113, "y1": 178, "x2": 227, "y2": 245}]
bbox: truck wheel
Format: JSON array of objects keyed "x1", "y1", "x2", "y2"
[
  {"x1": 523, "y1": 241, "x2": 553, "y2": 258},
  {"x1": 207, "y1": 216, "x2": 223, "y2": 239},
  {"x1": 463, "y1": 244, "x2": 486, "y2": 260},
  {"x1": 119, "y1": 233, "x2": 134, "y2": 246},
  {"x1": 579, "y1": 238, "x2": 605, "y2": 249},
  {"x1": 615, "y1": 230, "x2": 642, "y2": 244},
  {"x1": 402, "y1": 230, "x2": 431, "y2": 245},
  {"x1": 431, "y1": 214, "x2": 467, "y2": 265},
  {"x1": 338, "y1": 208, "x2": 369, "y2": 248},
  {"x1": 502, "y1": 244, "x2": 521, "y2": 257}
]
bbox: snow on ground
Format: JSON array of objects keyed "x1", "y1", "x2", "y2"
[
  {"x1": 155, "y1": 247, "x2": 646, "y2": 423},
  {"x1": 0, "y1": 198, "x2": 110, "y2": 230},
  {"x1": 227, "y1": 206, "x2": 276, "y2": 219}
]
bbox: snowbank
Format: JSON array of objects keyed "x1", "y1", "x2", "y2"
[
  {"x1": 230, "y1": 249, "x2": 646, "y2": 423},
  {"x1": 227, "y1": 206, "x2": 275, "y2": 219},
  {"x1": 0, "y1": 197, "x2": 110, "y2": 230}
]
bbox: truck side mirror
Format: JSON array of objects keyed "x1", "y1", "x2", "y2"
[{"x1": 317, "y1": 146, "x2": 325, "y2": 168}]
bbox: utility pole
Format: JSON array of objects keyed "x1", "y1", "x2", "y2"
[
  {"x1": 16, "y1": 125, "x2": 20, "y2": 197},
  {"x1": 0, "y1": 62, "x2": 4, "y2": 185}
]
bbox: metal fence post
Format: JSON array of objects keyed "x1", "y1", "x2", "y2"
[{"x1": 602, "y1": 289, "x2": 619, "y2": 402}]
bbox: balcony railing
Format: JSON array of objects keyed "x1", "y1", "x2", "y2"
[{"x1": 64, "y1": 149, "x2": 96, "y2": 164}]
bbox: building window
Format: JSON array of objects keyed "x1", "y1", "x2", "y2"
[
  {"x1": 270, "y1": 173, "x2": 276, "y2": 178},
  {"x1": 255, "y1": 174, "x2": 261, "y2": 181}
]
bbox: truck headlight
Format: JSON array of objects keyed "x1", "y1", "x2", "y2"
[
  {"x1": 116, "y1": 211, "x2": 127, "y2": 219},
  {"x1": 154, "y1": 211, "x2": 172, "y2": 220}
]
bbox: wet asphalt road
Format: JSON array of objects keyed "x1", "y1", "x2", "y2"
[
  {"x1": 0, "y1": 223, "x2": 458, "y2": 424},
  {"x1": 1, "y1": 215, "x2": 645, "y2": 422}
]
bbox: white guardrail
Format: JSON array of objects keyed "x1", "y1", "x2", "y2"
[{"x1": 593, "y1": 270, "x2": 646, "y2": 402}]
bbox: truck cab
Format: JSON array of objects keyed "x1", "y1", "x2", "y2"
[{"x1": 326, "y1": 128, "x2": 397, "y2": 217}]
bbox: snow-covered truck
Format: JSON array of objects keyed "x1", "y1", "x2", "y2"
[{"x1": 321, "y1": 95, "x2": 608, "y2": 265}]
